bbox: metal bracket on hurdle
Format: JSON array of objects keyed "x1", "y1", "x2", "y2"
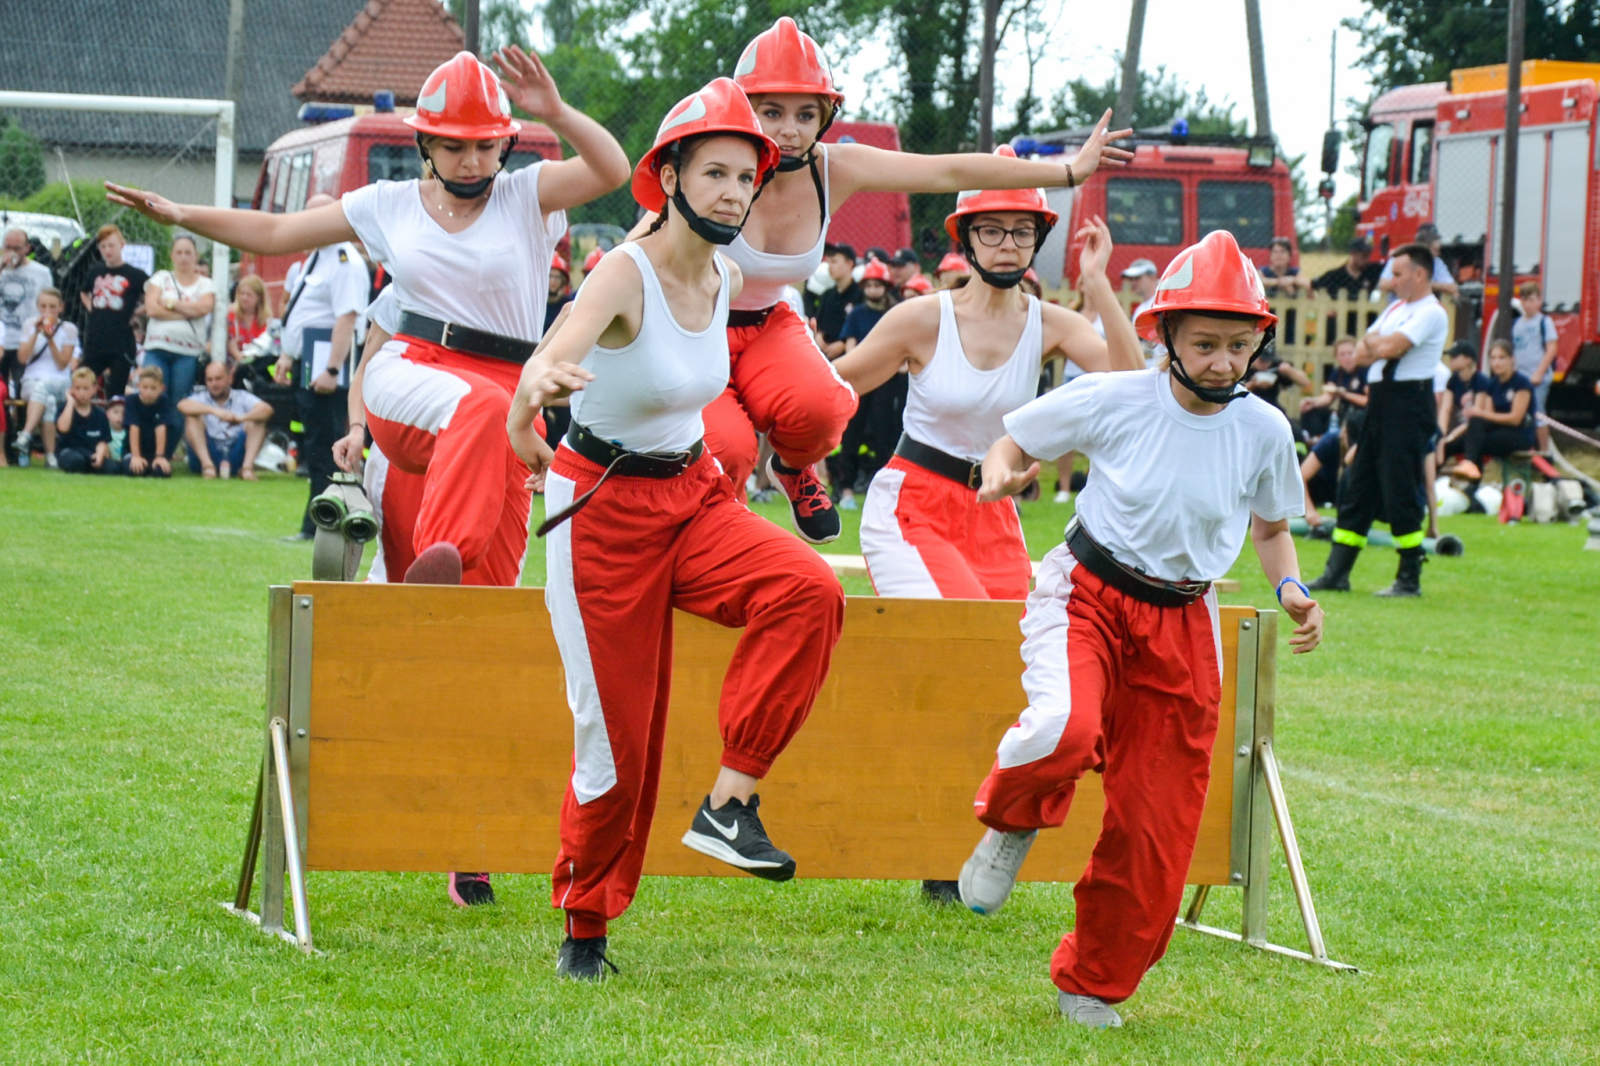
[
  {"x1": 222, "y1": 586, "x2": 316, "y2": 954},
  {"x1": 1175, "y1": 611, "x2": 1356, "y2": 973}
]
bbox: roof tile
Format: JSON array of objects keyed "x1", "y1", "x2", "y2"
[{"x1": 293, "y1": 0, "x2": 466, "y2": 105}]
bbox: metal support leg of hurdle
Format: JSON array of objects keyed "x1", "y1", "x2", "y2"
[
  {"x1": 1176, "y1": 612, "x2": 1356, "y2": 972},
  {"x1": 221, "y1": 586, "x2": 316, "y2": 954}
]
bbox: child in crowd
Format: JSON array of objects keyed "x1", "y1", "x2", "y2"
[
  {"x1": 105, "y1": 397, "x2": 127, "y2": 465},
  {"x1": 55, "y1": 368, "x2": 113, "y2": 473},
  {"x1": 124, "y1": 365, "x2": 179, "y2": 477},
  {"x1": 13, "y1": 287, "x2": 80, "y2": 468}
]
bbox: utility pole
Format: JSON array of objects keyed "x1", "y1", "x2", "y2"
[
  {"x1": 464, "y1": 0, "x2": 481, "y2": 56},
  {"x1": 1243, "y1": 0, "x2": 1272, "y2": 138},
  {"x1": 223, "y1": 0, "x2": 247, "y2": 106},
  {"x1": 1114, "y1": 0, "x2": 1148, "y2": 129},
  {"x1": 1325, "y1": 29, "x2": 1336, "y2": 247},
  {"x1": 1495, "y1": 0, "x2": 1526, "y2": 341},
  {"x1": 977, "y1": 0, "x2": 1002, "y2": 152}
]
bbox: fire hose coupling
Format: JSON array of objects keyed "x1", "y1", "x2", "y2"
[{"x1": 309, "y1": 472, "x2": 378, "y2": 544}]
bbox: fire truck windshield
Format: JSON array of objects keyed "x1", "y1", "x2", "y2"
[
  {"x1": 1363, "y1": 123, "x2": 1396, "y2": 201},
  {"x1": 367, "y1": 144, "x2": 548, "y2": 183},
  {"x1": 1105, "y1": 177, "x2": 1183, "y2": 246},
  {"x1": 1197, "y1": 181, "x2": 1274, "y2": 247}
]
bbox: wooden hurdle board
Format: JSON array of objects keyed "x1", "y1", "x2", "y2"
[{"x1": 228, "y1": 583, "x2": 1350, "y2": 971}]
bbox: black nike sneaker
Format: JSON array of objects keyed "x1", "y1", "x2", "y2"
[
  {"x1": 921, "y1": 879, "x2": 962, "y2": 905},
  {"x1": 766, "y1": 456, "x2": 842, "y2": 545},
  {"x1": 447, "y1": 871, "x2": 495, "y2": 907},
  {"x1": 681, "y1": 794, "x2": 797, "y2": 881},
  {"x1": 556, "y1": 934, "x2": 619, "y2": 981}
]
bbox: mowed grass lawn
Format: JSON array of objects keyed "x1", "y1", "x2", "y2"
[{"x1": 1, "y1": 464, "x2": 1597, "y2": 1065}]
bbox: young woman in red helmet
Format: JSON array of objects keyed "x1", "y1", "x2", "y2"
[
  {"x1": 700, "y1": 16, "x2": 1130, "y2": 546},
  {"x1": 834, "y1": 158, "x2": 1143, "y2": 604},
  {"x1": 506, "y1": 79, "x2": 845, "y2": 982},
  {"x1": 111, "y1": 47, "x2": 630, "y2": 909},
  {"x1": 954, "y1": 230, "x2": 1324, "y2": 1028}
]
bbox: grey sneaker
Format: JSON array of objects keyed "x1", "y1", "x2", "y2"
[
  {"x1": 958, "y1": 827, "x2": 1037, "y2": 915},
  {"x1": 1059, "y1": 992, "x2": 1123, "y2": 1028}
]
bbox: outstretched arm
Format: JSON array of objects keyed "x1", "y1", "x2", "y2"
[
  {"x1": 495, "y1": 45, "x2": 630, "y2": 213},
  {"x1": 830, "y1": 110, "x2": 1132, "y2": 204},
  {"x1": 1068, "y1": 215, "x2": 1143, "y2": 372},
  {"x1": 105, "y1": 185, "x2": 356, "y2": 257}
]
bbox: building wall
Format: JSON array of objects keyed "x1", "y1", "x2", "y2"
[{"x1": 45, "y1": 151, "x2": 263, "y2": 210}]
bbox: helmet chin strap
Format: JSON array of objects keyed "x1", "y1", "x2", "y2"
[
  {"x1": 1159, "y1": 319, "x2": 1277, "y2": 405},
  {"x1": 958, "y1": 217, "x2": 1051, "y2": 290},
  {"x1": 416, "y1": 134, "x2": 516, "y2": 201}
]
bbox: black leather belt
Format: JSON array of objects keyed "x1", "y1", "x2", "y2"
[
  {"x1": 535, "y1": 423, "x2": 704, "y2": 538},
  {"x1": 726, "y1": 306, "x2": 775, "y2": 328},
  {"x1": 1066, "y1": 520, "x2": 1211, "y2": 608},
  {"x1": 895, "y1": 434, "x2": 983, "y2": 489},
  {"x1": 397, "y1": 311, "x2": 535, "y2": 364}
]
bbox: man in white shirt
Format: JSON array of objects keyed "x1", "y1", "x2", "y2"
[
  {"x1": 1122, "y1": 258, "x2": 1163, "y2": 367},
  {"x1": 1310, "y1": 243, "x2": 1449, "y2": 597},
  {"x1": 1, "y1": 228, "x2": 55, "y2": 396},
  {"x1": 274, "y1": 193, "x2": 369, "y2": 539},
  {"x1": 1376, "y1": 223, "x2": 1458, "y2": 300}
]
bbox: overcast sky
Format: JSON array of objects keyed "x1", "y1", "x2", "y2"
[{"x1": 831, "y1": 0, "x2": 1378, "y2": 227}]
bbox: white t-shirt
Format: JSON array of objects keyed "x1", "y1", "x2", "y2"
[
  {"x1": 0, "y1": 260, "x2": 54, "y2": 349},
  {"x1": 1004, "y1": 368, "x2": 1304, "y2": 582},
  {"x1": 187, "y1": 386, "x2": 262, "y2": 447},
  {"x1": 341, "y1": 163, "x2": 566, "y2": 344},
  {"x1": 365, "y1": 284, "x2": 401, "y2": 336},
  {"x1": 143, "y1": 271, "x2": 212, "y2": 357},
  {"x1": 18, "y1": 316, "x2": 79, "y2": 382},
  {"x1": 1431, "y1": 362, "x2": 1450, "y2": 395},
  {"x1": 1365, "y1": 294, "x2": 1449, "y2": 383}
]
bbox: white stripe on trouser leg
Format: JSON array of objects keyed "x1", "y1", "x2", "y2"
[
  {"x1": 363, "y1": 445, "x2": 390, "y2": 584},
  {"x1": 1205, "y1": 587, "x2": 1223, "y2": 688},
  {"x1": 543, "y1": 471, "x2": 618, "y2": 804},
  {"x1": 859, "y1": 466, "x2": 942, "y2": 598},
  {"x1": 362, "y1": 341, "x2": 471, "y2": 434},
  {"x1": 995, "y1": 543, "x2": 1078, "y2": 770}
]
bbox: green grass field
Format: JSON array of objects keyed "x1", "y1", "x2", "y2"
[{"x1": 2, "y1": 464, "x2": 1597, "y2": 1064}]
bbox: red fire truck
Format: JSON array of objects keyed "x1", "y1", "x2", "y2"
[
  {"x1": 1012, "y1": 130, "x2": 1297, "y2": 288},
  {"x1": 822, "y1": 121, "x2": 913, "y2": 255},
  {"x1": 1359, "y1": 61, "x2": 1600, "y2": 425}
]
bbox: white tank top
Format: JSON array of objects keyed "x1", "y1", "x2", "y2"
[
  {"x1": 569, "y1": 242, "x2": 730, "y2": 454},
  {"x1": 723, "y1": 150, "x2": 831, "y2": 311},
  {"x1": 901, "y1": 291, "x2": 1043, "y2": 464}
]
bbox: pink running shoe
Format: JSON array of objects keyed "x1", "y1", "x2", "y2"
[
  {"x1": 404, "y1": 542, "x2": 463, "y2": 585},
  {"x1": 447, "y1": 872, "x2": 495, "y2": 907}
]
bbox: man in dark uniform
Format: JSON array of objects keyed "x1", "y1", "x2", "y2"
[
  {"x1": 813, "y1": 243, "x2": 861, "y2": 358},
  {"x1": 1309, "y1": 244, "x2": 1448, "y2": 597}
]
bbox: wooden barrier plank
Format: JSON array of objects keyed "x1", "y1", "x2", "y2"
[{"x1": 297, "y1": 583, "x2": 1245, "y2": 885}]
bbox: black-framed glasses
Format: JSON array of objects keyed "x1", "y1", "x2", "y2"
[{"x1": 972, "y1": 224, "x2": 1039, "y2": 248}]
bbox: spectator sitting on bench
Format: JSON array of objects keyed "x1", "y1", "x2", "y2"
[
  {"x1": 178, "y1": 359, "x2": 273, "y2": 480},
  {"x1": 1442, "y1": 339, "x2": 1535, "y2": 483},
  {"x1": 13, "y1": 287, "x2": 79, "y2": 468},
  {"x1": 1298, "y1": 335, "x2": 1366, "y2": 438},
  {"x1": 1439, "y1": 340, "x2": 1489, "y2": 445},
  {"x1": 55, "y1": 368, "x2": 113, "y2": 474},
  {"x1": 123, "y1": 365, "x2": 179, "y2": 477}
]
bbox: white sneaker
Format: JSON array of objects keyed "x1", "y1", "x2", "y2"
[
  {"x1": 1059, "y1": 992, "x2": 1123, "y2": 1028},
  {"x1": 958, "y1": 827, "x2": 1037, "y2": 915},
  {"x1": 1054, "y1": 490, "x2": 1071, "y2": 505},
  {"x1": 837, "y1": 492, "x2": 858, "y2": 511},
  {"x1": 14, "y1": 431, "x2": 31, "y2": 467},
  {"x1": 45, "y1": 452, "x2": 58, "y2": 469}
]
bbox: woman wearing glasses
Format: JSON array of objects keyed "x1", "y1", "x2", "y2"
[{"x1": 832, "y1": 157, "x2": 1143, "y2": 605}]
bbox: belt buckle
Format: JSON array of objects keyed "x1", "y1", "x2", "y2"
[
  {"x1": 439, "y1": 321, "x2": 454, "y2": 349},
  {"x1": 967, "y1": 463, "x2": 983, "y2": 490}
]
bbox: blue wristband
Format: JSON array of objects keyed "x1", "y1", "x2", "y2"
[{"x1": 1276, "y1": 576, "x2": 1309, "y2": 603}]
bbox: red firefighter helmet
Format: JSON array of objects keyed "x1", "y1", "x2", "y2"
[
  {"x1": 943, "y1": 146, "x2": 1058, "y2": 241},
  {"x1": 632, "y1": 78, "x2": 781, "y2": 212},
  {"x1": 733, "y1": 18, "x2": 844, "y2": 111},
  {"x1": 937, "y1": 252, "x2": 970, "y2": 276},
  {"x1": 1024, "y1": 268, "x2": 1040, "y2": 284},
  {"x1": 582, "y1": 246, "x2": 606, "y2": 273},
  {"x1": 1132, "y1": 230, "x2": 1277, "y2": 340},
  {"x1": 404, "y1": 52, "x2": 521, "y2": 140},
  {"x1": 860, "y1": 259, "x2": 892, "y2": 283},
  {"x1": 551, "y1": 253, "x2": 569, "y2": 275},
  {"x1": 901, "y1": 273, "x2": 933, "y2": 295}
]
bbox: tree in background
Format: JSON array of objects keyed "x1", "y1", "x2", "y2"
[
  {"x1": 1040, "y1": 63, "x2": 1246, "y2": 136},
  {"x1": 1344, "y1": 0, "x2": 1600, "y2": 92},
  {"x1": 0, "y1": 117, "x2": 47, "y2": 203}
]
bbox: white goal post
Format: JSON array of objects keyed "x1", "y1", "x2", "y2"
[{"x1": 0, "y1": 90, "x2": 236, "y2": 365}]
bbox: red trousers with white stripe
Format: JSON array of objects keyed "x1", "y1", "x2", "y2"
[
  {"x1": 702, "y1": 303, "x2": 858, "y2": 496},
  {"x1": 975, "y1": 543, "x2": 1223, "y2": 1004},
  {"x1": 362, "y1": 336, "x2": 536, "y2": 587},
  {"x1": 544, "y1": 447, "x2": 845, "y2": 937},
  {"x1": 860, "y1": 456, "x2": 1032, "y2": 600}
]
